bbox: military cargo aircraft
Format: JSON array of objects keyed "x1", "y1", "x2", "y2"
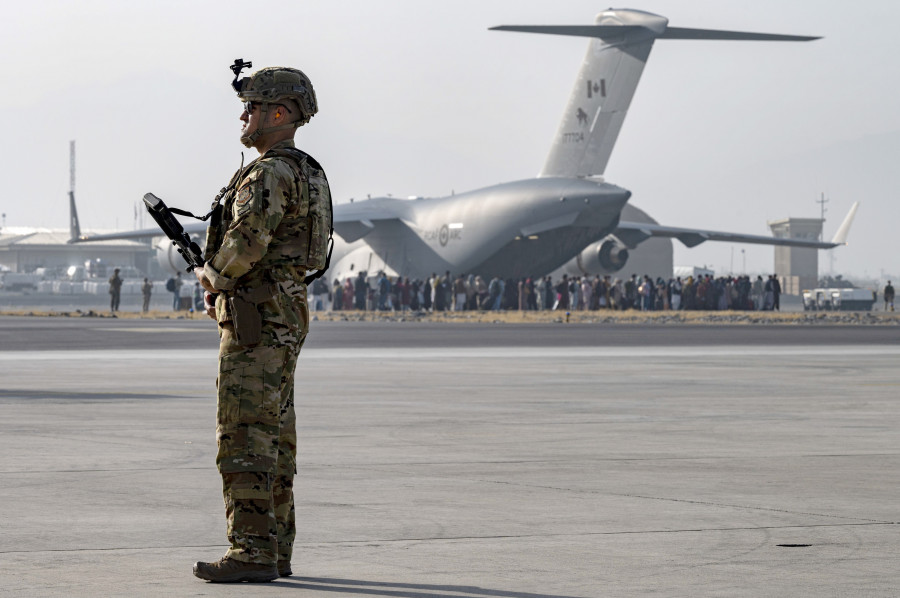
[{"x1": 78, "y1": 8, "x2": 857, "y2": 281}]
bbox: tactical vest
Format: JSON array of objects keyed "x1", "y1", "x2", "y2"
[
  {"x1": 265, "y1": 147, "x2": 333, "y2": 278},
  {"x1": 205, "y1": 147, "x2": 333, "y2": 286}
]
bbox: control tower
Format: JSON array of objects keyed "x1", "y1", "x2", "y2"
[{"x1": 767, "y1": 217, "x2": 824, "y2": 295}]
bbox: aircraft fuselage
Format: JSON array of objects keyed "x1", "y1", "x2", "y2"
[{"x1": 329, "y1": 177, "x2": 631, "y2": 281}]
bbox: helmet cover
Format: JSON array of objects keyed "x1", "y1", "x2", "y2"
[{"x1": 238, "y1": 66, "x2": 318, "y2": 125}]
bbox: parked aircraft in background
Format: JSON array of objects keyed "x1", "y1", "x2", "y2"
[{"x1": 78, "y1": 8, "x2": 857, "y2": 281}]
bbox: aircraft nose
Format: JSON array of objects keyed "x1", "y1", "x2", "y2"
[
  {"x1": 589, "y1": 187, "x2": 631, "y2": 211},
  {"x1": 610, "y1": 187, "x2": 632, "y2": 209},
  {"x1": 573, "y1": 186, "x2": 631, "y2": 229}
]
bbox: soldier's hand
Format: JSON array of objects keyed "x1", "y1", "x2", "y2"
[
  {"x1": 195, "y1": 267, "x2": 217, "y2": 294},
  {"x1": 203, "y1": 291, "x2": 217, "y2": 320}
]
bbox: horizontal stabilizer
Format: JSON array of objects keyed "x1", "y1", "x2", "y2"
[
  {"x1": 660, "y1": 27, "x2": 820, "y2": 42},
  {"x1": 490, "y1": 25, "x2": 820, "y2": 42},
  {"x1": 489, "y1": 25, "x2": 650, "y2": 39},
  {"x1": 830, "y1": 201, "x2": 859, "y2": 245}
]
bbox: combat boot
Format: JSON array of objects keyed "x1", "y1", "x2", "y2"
[
  {"x1": 193, "y1": 557, "x2": 278, "y2": 582},
  {"x1": 278, "y1": 560, "x2": 292, "y2": 577}
]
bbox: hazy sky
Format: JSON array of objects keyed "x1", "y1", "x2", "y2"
[{"x1": 2, "y1": 0, "x2": 898, "y2": 279}]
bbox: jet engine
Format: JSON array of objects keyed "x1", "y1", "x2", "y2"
[
  {"x1": 575, "y1": 238, "x2": 629, "y2": 274},
  {"x1": 596, "y1": 239, "x2": 629, "y2": 272}
]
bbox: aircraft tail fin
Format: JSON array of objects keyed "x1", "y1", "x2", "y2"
[
  {"x1": 69, "y1": 191, "x2": 82, "y2": 242},
  {"x1": 68, "y1": 140, "x2": 82, "y2": 242},
  {"x1": 491, "y1": 9, "x2": 819, "y2": 179},
  {"x1": 830, "y1": 201, "x2": 859, "y2": 245}
]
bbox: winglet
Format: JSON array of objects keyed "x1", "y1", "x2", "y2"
[{"x1": 830, "y1": 201, "x2": 859, "y2": 245}]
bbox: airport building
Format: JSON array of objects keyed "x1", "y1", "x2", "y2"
[
  {"x1": 0, "y1": 228, "x2": 152, "y2": 276},
  {"x1": 767, "y1": 217, "x2": 824, "y2": 295}
]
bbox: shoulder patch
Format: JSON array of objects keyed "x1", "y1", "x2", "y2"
[{"x1": 236, "y1": 183, "x2": 253, "y2": 207}]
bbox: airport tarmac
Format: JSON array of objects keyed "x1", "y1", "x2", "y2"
[{"x1": 1, "y1": 317, "x2": 899, "y2": 597}]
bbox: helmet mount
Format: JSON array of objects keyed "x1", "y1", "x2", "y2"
[{"x1": 230, "y1": 58, "x2": 253, "y2": 93}]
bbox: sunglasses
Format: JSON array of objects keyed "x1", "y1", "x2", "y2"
[{"x1": 242, "y1": 101, "x2": 293, "y2": 115}]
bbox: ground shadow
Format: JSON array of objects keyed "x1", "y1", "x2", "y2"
[
  {"x1": 0, "y1": 389, "x2": 183, "y2": 400},
  {"x1": 275, "y1": 576, "x2": 588, "y2": 598}
]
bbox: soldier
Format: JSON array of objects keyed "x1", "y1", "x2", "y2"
[
  {"x1": 108, "y1": 268, "x2": 122, "y2": 313},
  {"x1": 192, "y1": 282, "x2": 204, "y2": 312},
  {"x1": 171, "y1": 272, "x2": 183, "y2": 310},
  {"x1": 192, "y1": 63, "x2": 332, "y2": 583},
  {"x1": 141, "y1": 277, "x2": 153, "y2": 313}
]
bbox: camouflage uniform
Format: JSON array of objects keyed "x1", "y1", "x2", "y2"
[{"x1": 202, "y1": 138, "x2": 331, "y2": 567}]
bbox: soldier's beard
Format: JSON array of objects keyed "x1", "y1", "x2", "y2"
[{"x1": 240, "y1": 115, "x2": 259, "y2": 148}]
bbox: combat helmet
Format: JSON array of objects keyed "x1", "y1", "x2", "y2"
[{"x1": 230, "y1": 59, "x2": 318, "y2": 147}]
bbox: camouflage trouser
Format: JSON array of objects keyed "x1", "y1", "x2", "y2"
[{"x1": 216, "y1": 320, "x2": 306, "y2": 565}]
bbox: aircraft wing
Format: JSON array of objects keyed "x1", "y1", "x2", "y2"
[
  {"x1": 72, "y1": 197, "x2": 411, "y2": 245},
  {"x1": 612, "y1": 221, "x2": 837, "y2": 249},
  {"x1": 612, "y1": 202, "x2": 858, "y2": 249},
  {"x1": 332, "y1": 197, "x2": 409, "y2": 243},
  {"x1": 70, "y1": 221, "x2": 208, "y2": 243}
]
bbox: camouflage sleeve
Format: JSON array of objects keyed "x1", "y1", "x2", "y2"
[{"x1": 204, "y1": 160, "x2": 294, "y2": 291}]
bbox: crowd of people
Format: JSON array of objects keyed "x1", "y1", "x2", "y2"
[
  {"x1": 313, "y1": 271, "x2": 788, "y2": 313},
  {"x1": 111, "y1": 269, "x2": 898, "y2": 314}
]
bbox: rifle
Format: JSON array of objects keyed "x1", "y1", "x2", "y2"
[{"x1": 142, "y1": 193, "x2": 205, "y2": 272}]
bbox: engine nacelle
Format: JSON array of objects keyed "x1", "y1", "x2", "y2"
[
  {"x1": 571, "y1": 238, "x2": 630, "y2": 275},
  {"x1": 596, "y1": 239, "x2": 629, "y2": 272},
  {"x1": 155, "y1": 236, "x2": 205, "y2": 275}
]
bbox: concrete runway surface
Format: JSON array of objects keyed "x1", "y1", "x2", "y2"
[{"x1": 1, "y1": 317, "x2": 899, "y2": 597}]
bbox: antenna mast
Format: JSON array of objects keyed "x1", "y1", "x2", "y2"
[
  {"x1": 815, "y1": 192, "x2": 834, "y2": 274},
  {"x1": 70, "y1": 140, "x2": 76, "y2": 195},
  {"x1": 815, "y1": 192, "x2": 829, "y2": 240}
]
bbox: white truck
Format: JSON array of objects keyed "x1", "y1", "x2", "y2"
[
  {"x1": 802, "y1": 288, "x2": 876, "y2": 311},
  {"x1": 0, "y1": 272, "x2": 42, "y2": 291}
]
